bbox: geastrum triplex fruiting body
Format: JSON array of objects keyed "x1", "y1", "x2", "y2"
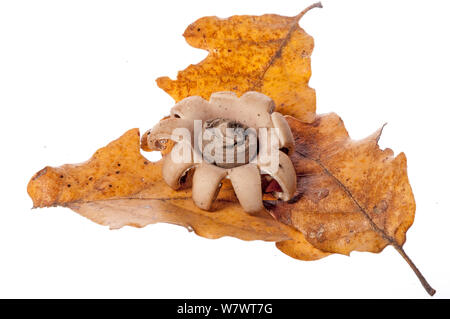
[{"x1": 145, "y1": 91, "x2": 297, "y2": 213}]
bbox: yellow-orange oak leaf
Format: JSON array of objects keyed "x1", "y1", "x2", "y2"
[
  {"x1": 156, "y1": 3, "x2": 322, "y2": 123},
  {"x1": 27, "y1": 128, "x2": 329, "y2": 261}
]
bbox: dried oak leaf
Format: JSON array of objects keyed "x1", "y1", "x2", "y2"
[
  {"x1": 26, "y1": 114, "x2": 415, "y2": 260},
  {"x1": 156, "y1": 3, "x2": 321, "y2": 123},
  {"x1": 27, "y1": 128, "x2": 329, "y2": 261},
  {"x1": 271, "y1": 114, "x2": 414, "y2": 257},
  {"x1": 269, "y1": 114, "x2": 434, "y2": 295}
]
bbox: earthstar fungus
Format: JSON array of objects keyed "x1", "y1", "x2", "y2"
[{"x1": 145, "y1": 91, "x2": 296, "y2": 213}]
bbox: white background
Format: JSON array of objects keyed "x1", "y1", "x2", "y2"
[{"x1": 0, "y1": 0, "x2": 449, "y2": 298}]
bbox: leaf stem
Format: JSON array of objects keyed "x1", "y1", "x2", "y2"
[
  {"x1": 394, "y1": 245, "x2": 436, "y2": 296},
  {"x1": 297, "y1": 150, "x2": 436, "y2": 296},
  {"x1": 295, "y1": 2, "x2": 323, "y2": 21}
]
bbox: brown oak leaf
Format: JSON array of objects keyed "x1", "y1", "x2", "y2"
[{"x1": 270, "y1": 114, "x2": 414, "y2": 256}]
